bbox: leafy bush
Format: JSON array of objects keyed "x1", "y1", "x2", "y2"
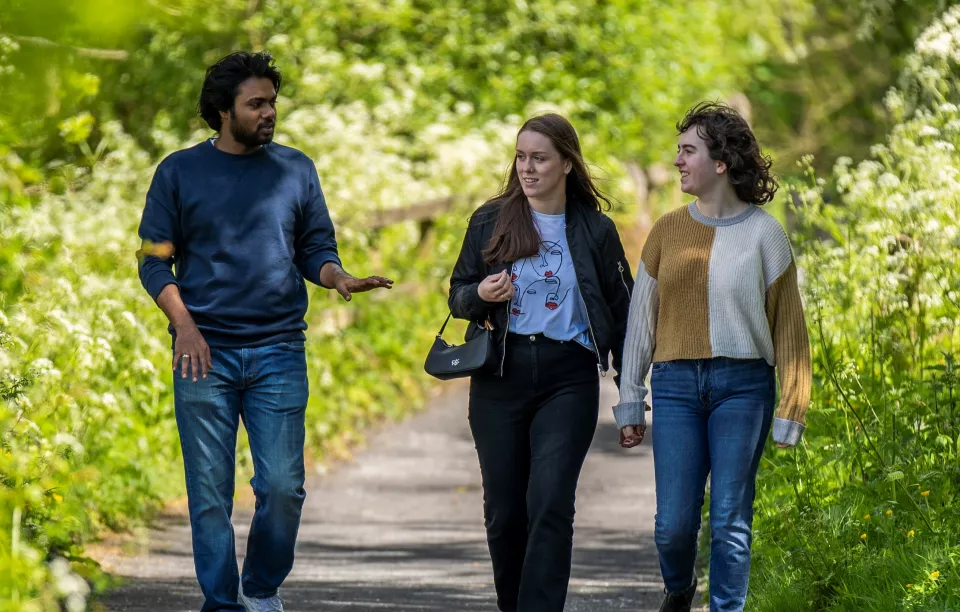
[{"x1": 749, "y1": 7, "x2": 960, "y2": 610}]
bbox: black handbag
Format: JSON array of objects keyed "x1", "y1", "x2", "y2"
[{"x1": 424, "y1": 312, "x2": 497, "y2": 380}]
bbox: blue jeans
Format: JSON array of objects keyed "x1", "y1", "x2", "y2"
[
  {"x1": 173, "y1": 341, "x2": 309, "y2": 612},
  {"x1": 650, "y1": 358, "x2": 775, "y2": 612}
]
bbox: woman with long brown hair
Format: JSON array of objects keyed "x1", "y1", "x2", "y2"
[{"x1": 448, "y1": 113, "x2": 634, "y2": 611}]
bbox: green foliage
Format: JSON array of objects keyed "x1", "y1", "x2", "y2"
[
  {"x1": 0, "y1": 0, "x2": 796, "y2": 183},
  {"x1": 749, "y1": 8, "x2": 960, "y2": 609},
  {"x1": 748, "y1": 0, "x2": 948, "y2": 172},
  {"x1": 1, "y1": 0, "x2": 954, "y2": 608}
]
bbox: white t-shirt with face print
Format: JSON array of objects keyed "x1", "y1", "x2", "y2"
[{"x1": 508, "y1": 210, "x2": 593, "y2": 348}]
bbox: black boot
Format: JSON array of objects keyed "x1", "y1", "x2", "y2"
[{"x1": 658, "y1": 576, "x2": 698, "y2": 612}]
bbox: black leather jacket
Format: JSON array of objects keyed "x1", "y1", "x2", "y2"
[{"x1": 448, "y1": 199, "x2": 635, "y2": 386}]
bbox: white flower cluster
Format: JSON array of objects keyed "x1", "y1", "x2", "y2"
[
  {"x1": 796, "y1": 9, "x2": 960, "y2": 366},
  {"x1": 49, "y1": 556, "x2": 90, "y2": 612},
  {"x1": 916, "y1": 5, "x2": 960, "y2": 62},
  {"x1": 275, "y1": 95, "x2": 518, "y2": 219},
  {"x1": 0, "y1": 35, "x2": 18, "y2": 75}
]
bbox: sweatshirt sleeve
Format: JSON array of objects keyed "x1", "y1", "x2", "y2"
[
  {"x1": 613, "y1": 222, "x2": 661, "y2": 430},
  {"x1": 295, "y1": 165, "x2": 342, "y2": 288},
  {"x1": 136, "y1": 161, "x2": 180, "y2": 302},
  {"x1": 765, "y1": 238, "x2": 812, "y2": 446}
]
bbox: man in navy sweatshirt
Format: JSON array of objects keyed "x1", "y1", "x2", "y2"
[{"x1": 136, "y1": 51, "x2": 392, "y2": 612}]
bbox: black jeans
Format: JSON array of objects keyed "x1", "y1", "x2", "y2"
[{"x1": 468, "y1": 333, "x2": 600, "y2": 612}]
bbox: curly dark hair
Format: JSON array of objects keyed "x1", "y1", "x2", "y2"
[
  {"x1": 676, "y1": 101, "x2": 778, "y2": 205},
  {"x1": 197, "y1": 51, "x2": 282, "y2": 132}
]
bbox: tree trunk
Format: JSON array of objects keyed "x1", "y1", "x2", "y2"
[{"x1": 625, "y1": 160, "x2": 652, "y2": 240}]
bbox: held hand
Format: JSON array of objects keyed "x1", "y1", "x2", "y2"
[
  {"x1": 776, "y1": 443, "x2": 792, "y2": 449},
  {"x1": 173, "y1": 322, "x2": 213, "y2": 382},
  {"x1": 619, "y1": 402, "x2": 651, "y2": 448},
  {"x1": 334, "y1": 274, "x2": 394, "y2": 302},
  {"x1": 620, "y1": 424, "x2": 646, "y2": 448},
  {"x1": 478, "y1": 270, "x2": 515, "y2": 303}
]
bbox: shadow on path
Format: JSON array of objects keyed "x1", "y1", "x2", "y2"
[
  {"x1": 97, "y1": 531, "x2": 661, "y2": 611},
  {"x1": 95, "y1": 381, "x2": 665, "y2": 611}
]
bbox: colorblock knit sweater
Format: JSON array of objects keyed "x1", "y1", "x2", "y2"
[{"x1": 613, "y1": 202, "x2": 812, "y2": 446}]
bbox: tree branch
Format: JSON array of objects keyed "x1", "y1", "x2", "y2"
[{"x1": 9, "y1": 35, "x2": 128, "y2": 61}]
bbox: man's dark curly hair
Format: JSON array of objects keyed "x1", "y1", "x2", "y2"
[
  {"x1": 676, "y1": 101, "x2": 778, "y2": 205},
  {"x1": 197, "y1": 51, "x2": 282, "y2": 132}
]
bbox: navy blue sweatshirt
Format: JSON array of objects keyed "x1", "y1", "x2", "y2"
[{"x1": 137, "y1": 140, "x2": 341, "y2": 348}]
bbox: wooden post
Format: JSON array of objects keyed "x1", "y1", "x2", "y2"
[{"x1": 625, "y1": 161, "x2": 652, "y2": 248}]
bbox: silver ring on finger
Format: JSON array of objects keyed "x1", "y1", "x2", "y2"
[{"x1": 182, "y1": 354, "x2": 189, "y2": 359}]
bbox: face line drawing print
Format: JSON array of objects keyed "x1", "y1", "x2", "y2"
[
  {"x1": 511, "y1": 259, "x2": 525, "y2": 315},
  {"x1": 544, "y1": 277, "x2": 570, "y2": 311},
  {"x1": 536, "y1": 240, "x2": 562, "y2": 278},
  {"x1": 511, "y1": 240, "x2": 570, "y2": 316}
]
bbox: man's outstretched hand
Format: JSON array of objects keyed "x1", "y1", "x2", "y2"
[
  {"x1": 334, "y1": 274, "x2": 394, "y2": 302},
  {"x1": 321, "y1": 261, "x2": 393, "y2": 302}
]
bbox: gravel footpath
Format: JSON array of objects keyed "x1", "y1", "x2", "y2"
[{"x1": 95, "y1": 378, "x2": 671, "y2": 611}]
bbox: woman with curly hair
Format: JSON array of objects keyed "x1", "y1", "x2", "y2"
[{"x1": 615, "y1": 102, "x2": 811, "y2": 612}]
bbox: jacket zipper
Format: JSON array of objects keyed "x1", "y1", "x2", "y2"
[
  {"x1": 571, "y1": 255, "x2": 605, "y2": 377},
  {"x1": 499, "y1": 299, "x2": 509, "y2": 376},
  {"x1": 617, "y1": 260, "x2": 630, "y2": 294}
]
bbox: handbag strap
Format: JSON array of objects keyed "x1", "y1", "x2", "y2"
[
  {"x1": 437, "y1": 311, "x2": 492, "y2": 337},
  {"x1": 437, "y1": 311, "x2": 453, "y2": 338},
  {"x1": 437, "y1": 311, "x2": 454, "y2": 337}
]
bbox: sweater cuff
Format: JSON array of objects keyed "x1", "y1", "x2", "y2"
[
  {"x1": 144, "y1": 271, "x2": 179, "y2": 303},
  {"x1": 300, "y1": 253, "x2": 343, "y2": 289},
  {"x1": 772, "y1": 418, "x2": 805, "y2": 446},
  {"x1": 613, "y1": 402, "x2": 646, "y2": 430}
]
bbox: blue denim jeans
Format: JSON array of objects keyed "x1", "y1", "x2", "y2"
[
  {"x1": 650, "y1": 358, "x2": 775, "y2": 612},
  {"x1": 173, "y1": 341, "x2": 309, "y2": 612}
]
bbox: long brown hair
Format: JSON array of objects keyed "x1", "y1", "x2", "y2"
[{"x1": 481, "y1": 114, "x2": 612, "y2": 266}]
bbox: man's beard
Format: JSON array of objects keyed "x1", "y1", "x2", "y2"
[{"x1": 229, "y1": 118, "x2": 274, "y2": 148}]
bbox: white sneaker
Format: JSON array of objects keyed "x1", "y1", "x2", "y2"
[{"x1": 238, "y1": 581, "x2": 284, "y2": 612}]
